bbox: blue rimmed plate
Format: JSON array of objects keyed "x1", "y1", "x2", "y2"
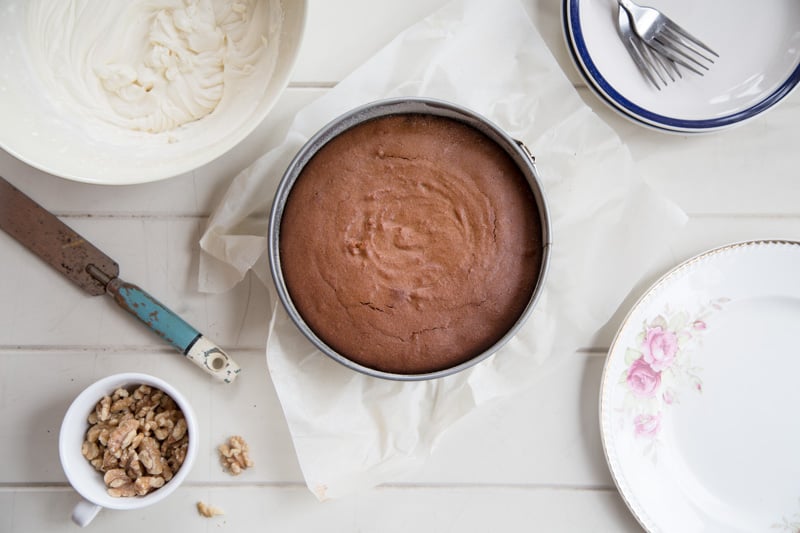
[
  {"x1": 560, "y1": 1, "x2": 679, "y2": 134},
  {"x1": 564, "y1": 0, "x2": 800, "y2": 133}
]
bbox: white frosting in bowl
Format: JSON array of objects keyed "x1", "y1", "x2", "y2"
[
  {"x1": 25, "y1": 0, "x2": 282, "y2": 143},
  {"x1": 0, "y1": 0, "x2": 305, "y2": 183}
]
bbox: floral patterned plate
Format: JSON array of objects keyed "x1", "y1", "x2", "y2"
[{"x1": 600, "y1": 240, "x2": 800, "y2": 532}]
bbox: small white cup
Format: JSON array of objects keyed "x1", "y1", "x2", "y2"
[{"x1": 59, "y1": 373, "x2": 198, "y2": 527}]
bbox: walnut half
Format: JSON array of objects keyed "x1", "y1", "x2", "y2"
[{"x1": 197, "y1": 501, "x2": 225, "y2": 518}]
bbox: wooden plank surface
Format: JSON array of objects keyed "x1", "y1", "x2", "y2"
[{"x1": 1, "y1": 0, "x2": 799, "y2": 531}]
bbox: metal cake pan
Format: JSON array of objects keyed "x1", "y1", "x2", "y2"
[{"x1": 268, "y1": 97, "x2": 552, "y2": 380}]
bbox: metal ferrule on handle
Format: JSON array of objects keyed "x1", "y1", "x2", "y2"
[{"x1": 105, "y1": 278, "x2": 241, "y2": 383}]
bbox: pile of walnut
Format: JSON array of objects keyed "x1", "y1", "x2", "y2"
[
  {"x1": 218, "y1": 435, "x2": 253, "y2": 475},
  {"x1": 81, "y1": 384, "x2": 188, "y2": 498}
]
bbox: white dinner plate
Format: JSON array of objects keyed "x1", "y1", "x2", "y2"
[
  {"x1": 565, "y1": 0, "x2": 800, "y2": 133},
  {"x1": 600, "y1": 240, "x2": 800, "y2": 532}
]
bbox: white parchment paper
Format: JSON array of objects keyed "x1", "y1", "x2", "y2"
[{"x1": 199, "y1": 0, "x2": 687, "y2": 500}]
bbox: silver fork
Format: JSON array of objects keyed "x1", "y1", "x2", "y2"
[
  {"x1": 617, "y1": 4, "x2": 681, "y2": 90},
  {"x1": 618, "y1": 0, "x2": 718, "y2": 77}
]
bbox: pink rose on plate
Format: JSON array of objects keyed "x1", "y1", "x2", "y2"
[
  {"x1": 642, "y1": 325, "x2": 678, "y2": 371},
  {"x1": 634, "y1": 413, "x2": 662, "y2": 438},
  {"x1": 627, "y1": 357, "x2": 661, "y2": 398}
]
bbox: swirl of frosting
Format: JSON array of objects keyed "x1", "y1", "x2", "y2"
[{"x1": 25, "y1": 0, "x2": 280, "y2": 137}]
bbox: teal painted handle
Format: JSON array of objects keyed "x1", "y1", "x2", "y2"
[{"x1": 106, "y1": 278, "x2": 241, "y2": 383}]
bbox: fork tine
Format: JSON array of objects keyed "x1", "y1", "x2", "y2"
[
  {"x1": 626, "y1": 34, "x2": 662, "y2": 89},
  {"x1": 648, "y1": 38, "x2": 707, "y2": 76},
  {"x1": 664, "y1": 19, "x2": 719, "y2": 58},
  {"x1": 651, "y1": 35, "x2": 709, "y2": 72},
  {"x1": 633, "y1": 38, "x2": 666, "y2": 87},
  {"x1": 660, "y1": 52, "x2": 683, "y2": 80},
  {"x1": 636, "y1": 39, "x2": 671, "y2": 83},
  {"x1": 643, "y1": 43, "x2": 681, "y2": 82},
  {"x1": 655, "y1": 34, "x2": 710, "y2": 70},
  {"x1": 661, "y1": 26, "x2": 715, "y2": 64}
]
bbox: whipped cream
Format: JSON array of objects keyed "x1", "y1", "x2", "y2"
[{"x1": 26, "y1": 0, "x2": 281, "y2": 140}]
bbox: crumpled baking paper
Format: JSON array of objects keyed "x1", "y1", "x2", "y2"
[{"x1": 198, "y1": 0, "x2": 687, "y2": 500}]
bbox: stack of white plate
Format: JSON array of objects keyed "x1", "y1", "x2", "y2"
[{"x1": 562, "y1": 0, "x2": 800, "y2": 133}]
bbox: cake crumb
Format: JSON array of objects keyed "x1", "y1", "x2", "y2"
[{"x1": 197, "y1": 501, "x2": 225, "y2": 518}]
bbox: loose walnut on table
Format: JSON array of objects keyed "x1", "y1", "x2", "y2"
[
  {"x1": 218, "y1": 435, "x2": 254, "y2": 475},
  {"x1": 197, "y1": 501, "x2": 225, "y2": 518}
]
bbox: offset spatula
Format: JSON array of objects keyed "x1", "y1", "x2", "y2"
[{"x1": 0, "y1": 176, "x2": 240, "y2": 383}]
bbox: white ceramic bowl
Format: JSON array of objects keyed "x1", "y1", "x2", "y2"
[
  {"x1": 59, "y1": 373, "x2": 198, "y2": 527},
  {"x1": 0, "y1": 0, "x2": 307, "y2": 184}
]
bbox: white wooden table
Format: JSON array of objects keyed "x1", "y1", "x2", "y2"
[{"x1": 2, "y1": 1, "x2": 799, "y2": 531}]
